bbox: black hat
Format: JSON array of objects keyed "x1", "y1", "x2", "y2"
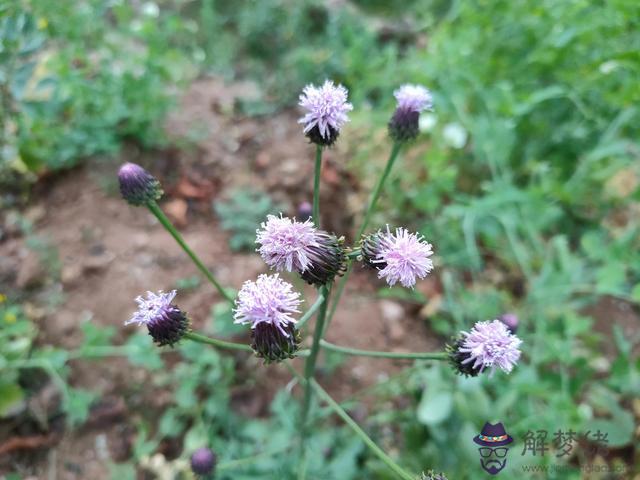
[{"x1": 473, "y1": 422, "x2": 514, "y2": 447}]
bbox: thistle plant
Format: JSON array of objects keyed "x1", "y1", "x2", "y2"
[{"x1": 115, "y1": 81, "x2": 522, "y2": 479}]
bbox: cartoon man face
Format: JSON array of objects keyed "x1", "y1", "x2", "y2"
[
  {"x1": 473, "y1": 422, "x2": 513, "y2": 476},
  {"x1": 478, "y1": 446, "x2": 509, "y2": 474}
]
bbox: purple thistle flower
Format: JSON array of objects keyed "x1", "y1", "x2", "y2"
[
  {"x1": 448, "y1": 320, "x2": 522, "y2": 377},
  {"x1": 388, "y1": 84, "x2": 433, "y2": 142},
  {"x1": 125, "y1": 290, "x2": 189, "y2": 346},
  {"x1": 190, "y1": 447, "x2": 216, "y2": 477},
  {"x1": 257, "y1": 215, "x2": 319, "y2": 273},
  {"x1": 298, "y1": 80, "x2": 353, "y2": 146},
  {"x1": 117, "y1": 162, "x2": 163, "y2": 206},
  {"x1": 234, "y1": 274, "x2": 302, "y2": 362},
  {"x1": 256, "y1": 215, "x2": 346, "y2": 286},
  {"x1": 361, "y1": 227, "x2": 434, "y2": 288}
]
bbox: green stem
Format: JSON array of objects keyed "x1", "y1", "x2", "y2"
[
  {"x1": 184, "y1": 331, "x2": 253, "y2": 351},
  {"x1": 217, "y1": 444, "x2": 293, "y2": 471},
  {"x1": 147, "y1": 200, "x2": 235, "y2": 305},
  {"x1": 185, "y1": 331, "x2": 310, "y2": 357},
  {"x1": 298, "y1": 284, "x2": 330, "y2": 478},
  {"x1": 357, "y1": 142, "x2": 402, "y2": 239},
  {"x1": 297, "y1": 291, "x2": 326, "y2": 329},
  {"x1": 320, "y1": 340, "x2": 448, "y2": 360},
  {"x1": 326, "y1": 142, "x2": 402, "y2": 328},
  {"x1": 310, "y1": 379, "x2": 416, "y2": 480},
  {"x1": 312, "y1": 145, "x2": 323, "y2": 227}
]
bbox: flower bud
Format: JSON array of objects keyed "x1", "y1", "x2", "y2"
[
  {"x1": 296, "y1": 201, "x2": 313, "y2": 221},
  {"x1": 190, "y1": 447, "x2": 216, "y2": 477},
  {"x1": 498, "y1": 313, "x2": 519, "y2": 333},
  {"x1": 117, "y1": 162, "x2": 162, "y2": 206},
  {"x1": 388, "y1": 84, "x2": 433, "y2": 143}
]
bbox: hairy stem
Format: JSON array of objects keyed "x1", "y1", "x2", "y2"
[
  {"x1": 310, "y1": 379, "x2": 416, "y2": 480},
  {"x1": 320, "y1": 340, "x2": 448, "y2": 360},
  {"x1": 147, "y1": 201, "x2": 235, "y2": 305},
  {"x1": 312, "y1": 145, "x2": 323, "y2": 227},
  {"x1": 325, "y1": 142, "x2": 403, "y2": 330}
]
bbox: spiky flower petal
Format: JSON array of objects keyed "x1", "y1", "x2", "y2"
[
  {"x1": 360, "y1": 227, "x2": 434, "y2": 288},
  {"x1": 448, "y1": 320, "x2": 522, "y2": 376},
  {"x1": 256, "y1": 215, "x2": 319, "y2": 273},
  {"x1": 298, "y1": 80, "x2": 353, "y2": 146},
  {"x1": 234, "y1": 274, "x2": 302, "y2": 362},
  {"x1": 125, "y1": 290, "x2": 189, "y2": 346},
  {"x1": 388, "y1": 84, "x2": 433, "y2": 142},
  {"x1": 256, "y1": 215, "x2": 346, "y2": 286},
  {"x1": 117, "y1": 162, "x2": 163, "y2": 206}
]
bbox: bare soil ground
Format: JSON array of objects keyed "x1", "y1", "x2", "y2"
[{"x1": 0, "y1": 78, "x2": 440, "y2": 478}]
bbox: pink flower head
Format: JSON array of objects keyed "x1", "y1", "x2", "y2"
[
  {"x1": 233, "y1": 274, "x2": 302, "y2": 336},
  {"x1": 372, "y1": 227, "x2": 434, "y2": 288},
  {"x1": 393, "y1": 84, "x2": 433, "y2": 113},
  {"x1": 298, "y1": 80, "x2": 353, "y2": 146},
  {"x1": 256, "y1": 215, "x2": 319, "y2": 273},
  {"x1": 126, "y1": 290, "x2": 177, "y2": 326},
  {"x1": 125, "y1": 290, "x2": 189, "y2": 346},
  {"x1": 458, "y1": 320, "x2": 522, "y2": 375}
]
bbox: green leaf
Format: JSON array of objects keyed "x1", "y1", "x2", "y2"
[
  {"x1": 64, "y1": 388, "x2": 96, "y2": 426},
  {"x1": 0, "y1": 382, "x2": 25, "y2": 417},
  {"x1": 417, "y1": 390, "x2": 453, "y2": 426}
]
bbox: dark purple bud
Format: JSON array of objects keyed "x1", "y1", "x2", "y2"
[
  {"x1": 251, "y1": 322, "x2": 301, "y2": 364},
  {"x1": 190, "y1": 447, "x2": 217, "y2": 477},
  {"x1": 118, "y1": 162, "x2": 163, "y2": 206},
  {"x1": 296, "y1": 201, "x2": 313, "y2": 222},
  {"x1": 498, "y1": 313, "x2": 519, "y2": 333}
]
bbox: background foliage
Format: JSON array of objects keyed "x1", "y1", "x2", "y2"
[{"x1": 2, "y1": 0, "x2": 639, "y2": 479}]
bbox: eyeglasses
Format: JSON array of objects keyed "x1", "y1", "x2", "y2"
[{"x1": 478, "y1": 447, "x2": 508, "y2": 458}]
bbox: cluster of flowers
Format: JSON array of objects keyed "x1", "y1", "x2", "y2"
[
  {"x1": 119, "y1": 79, "x2": 522, "y2": 377},
  {"x1": 117, "y1": 79, "x2": 523, "y2": 479}
]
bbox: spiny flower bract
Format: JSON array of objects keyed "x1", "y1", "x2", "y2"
[
  {"x1": 448, "y1": 320, "x2": 522, "y2": 376},
  {"x1": 117, "y1": 162, "x2": 163, "y2": 206},
  {"x1": 361, "y1": 227, "x2": 434, "y2": 288},
  {"x1": 298, "y1": 80, "x2": 353, "y2": 146},
  {"x1": 125, "y1": 290, "x2": 189, "y2": 346}
]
